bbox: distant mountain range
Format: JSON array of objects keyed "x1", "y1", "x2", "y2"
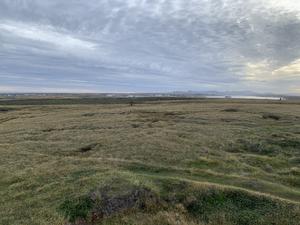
[
  {"x1": 0, "y1": 91, "x2": 299, "y2": 98},
  {"x1": 170, "y1": 90, "x2": 293, "y2": 97}
]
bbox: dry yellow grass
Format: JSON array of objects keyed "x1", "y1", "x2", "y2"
[{"x1": 0, "y1": 99, "x2": 300, "y2": 224}]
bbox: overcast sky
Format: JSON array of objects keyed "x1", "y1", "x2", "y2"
[{"x1": 1, "y1": 0, "x2": 300, "y2": 94}]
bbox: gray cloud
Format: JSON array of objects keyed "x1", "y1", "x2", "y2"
[{"x1": 0, "y1": 0, "x2": 300, "y2": 93}]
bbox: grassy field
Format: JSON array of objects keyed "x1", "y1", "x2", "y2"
[{"x1": 0, "y1": 98, "x2": 300, "y2": 225}]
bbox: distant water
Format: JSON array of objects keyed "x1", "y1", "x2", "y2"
[{"x1": 205, "y1": 96, "x2": 283, "y2": 100}]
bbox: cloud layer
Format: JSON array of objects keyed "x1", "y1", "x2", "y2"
[{"x1": 1, "y1": 0, "x2": 300, "y2": 93}]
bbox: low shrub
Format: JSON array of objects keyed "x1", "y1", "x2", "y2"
[
  {"x1": 289, "y1": 157, "x2": 300, "y2": 165},
  {"x1": 222, "y1": 108, "x2": 239, "y2": 112},
  {"x1": 131, "y1": 124, "x2": 140, "y2": 128},
  {"x1": 227, "y1": 139, "x2": 280, "y2": 155},
  {"x1": 262, "y1": 113, "x2": 281, "y2": 120},
  {"x1": 268, "y1": 138, "x2": 300, "y2": 149},
  {"x1": 82, "y1": 113, "x2": 96, "y2": 117},
  {"x1": 160, "y1": 181, "x2": 300, "y2": 225},
  {"x1": 0, "y1": 107, "x2": 13, "y2": 112},
  {"x1": 59, "y1": 180, "x2": 300, "y2": 225},
  {"x1": 59, "y1": 195, "x2": 93, "y2": 223},
  {"x1": 59, "y1": 186, "x2": 161, "y2": 224},
  {"x1": 79, "y1": 143, "x2": 98, "y2": 153}
]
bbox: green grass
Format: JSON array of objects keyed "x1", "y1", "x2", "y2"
[{"x1": 0, "y1": 99, "x2": 300, "y2": 225}]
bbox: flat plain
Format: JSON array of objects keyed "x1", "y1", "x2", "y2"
[{"x1": 0, "y1": 98, "x2": 300, "y2": 225}]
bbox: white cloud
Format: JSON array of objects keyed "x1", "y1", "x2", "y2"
[
  {"x1": 0, "y1": 21, "x2": 97, "y2": 51},
  {"x1": 264, "y1": 0, "x2": 300, "y2": 14},
  {"x1": 272, "y1": 59, "x2": 300, "y2": 78},
  {"x1": 0, "y1": 85, "x2": 99, "y2": 93},
  {"x1": 244, "y1": 60, "x2": 272, "y2": 81}
]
